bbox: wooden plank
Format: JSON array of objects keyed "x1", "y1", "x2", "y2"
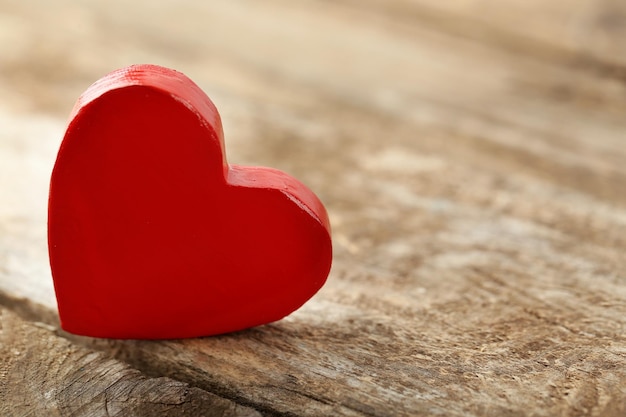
[
  {"x1": 0, "y1": 307, "x2": 260, "y2": 417},
  {"x1": 1, "y1": 0, "x2": 626, "y2": 416}
]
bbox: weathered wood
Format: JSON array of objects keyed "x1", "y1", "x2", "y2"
[
  {"x1": 0, "y1": 307, "x2": 260, "y2": 417},
  {"x1": 1, "y1": 0, "x2": 626, "y2": 416}
]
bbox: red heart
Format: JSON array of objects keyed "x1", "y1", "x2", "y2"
[{"x1": 48, "y1": 64, "x2": 332, "y2": 339}]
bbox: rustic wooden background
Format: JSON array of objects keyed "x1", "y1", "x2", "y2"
[{"x1": 1, "y1": 0, "x2": 626, "y2": 416}]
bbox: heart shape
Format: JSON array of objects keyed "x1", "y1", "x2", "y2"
[{"x1": 48, "y1": 64, "x2": 332, "y2": 339}]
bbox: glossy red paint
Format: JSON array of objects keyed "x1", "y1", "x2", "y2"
[{"x1": 48, "y1": 64, "x2": 332, "y2": 339}]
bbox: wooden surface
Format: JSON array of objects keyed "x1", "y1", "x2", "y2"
[
  {"x1": 1, "y1": 0, "x2": 626, "y2": 416},
  {"x1": 0, "y1": 307, "x2": 260, "y2": 417}
]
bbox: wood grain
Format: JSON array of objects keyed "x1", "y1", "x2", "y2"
[
  {"x1": 0, "y1": 0, "x2": 625, "y2": 416},
  {"x1": 0, "y1": 307, "x2": 260, "y2": 417}
]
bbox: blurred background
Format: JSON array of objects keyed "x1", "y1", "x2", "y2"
[
  {"x1": 1, "y1": 0, "x2": 625, "y2": 280},
  {"x1": 2, "y1": 2, "x2": 626, "y2": 413}
]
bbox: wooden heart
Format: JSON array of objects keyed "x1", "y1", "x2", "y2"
[{"x1": 48, "y1": 64, "x2": 332, "y2": 339}]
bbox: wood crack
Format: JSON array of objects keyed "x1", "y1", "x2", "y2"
[{"x1": 0, "y1": 299, "x2": 262, "y2": 417}]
